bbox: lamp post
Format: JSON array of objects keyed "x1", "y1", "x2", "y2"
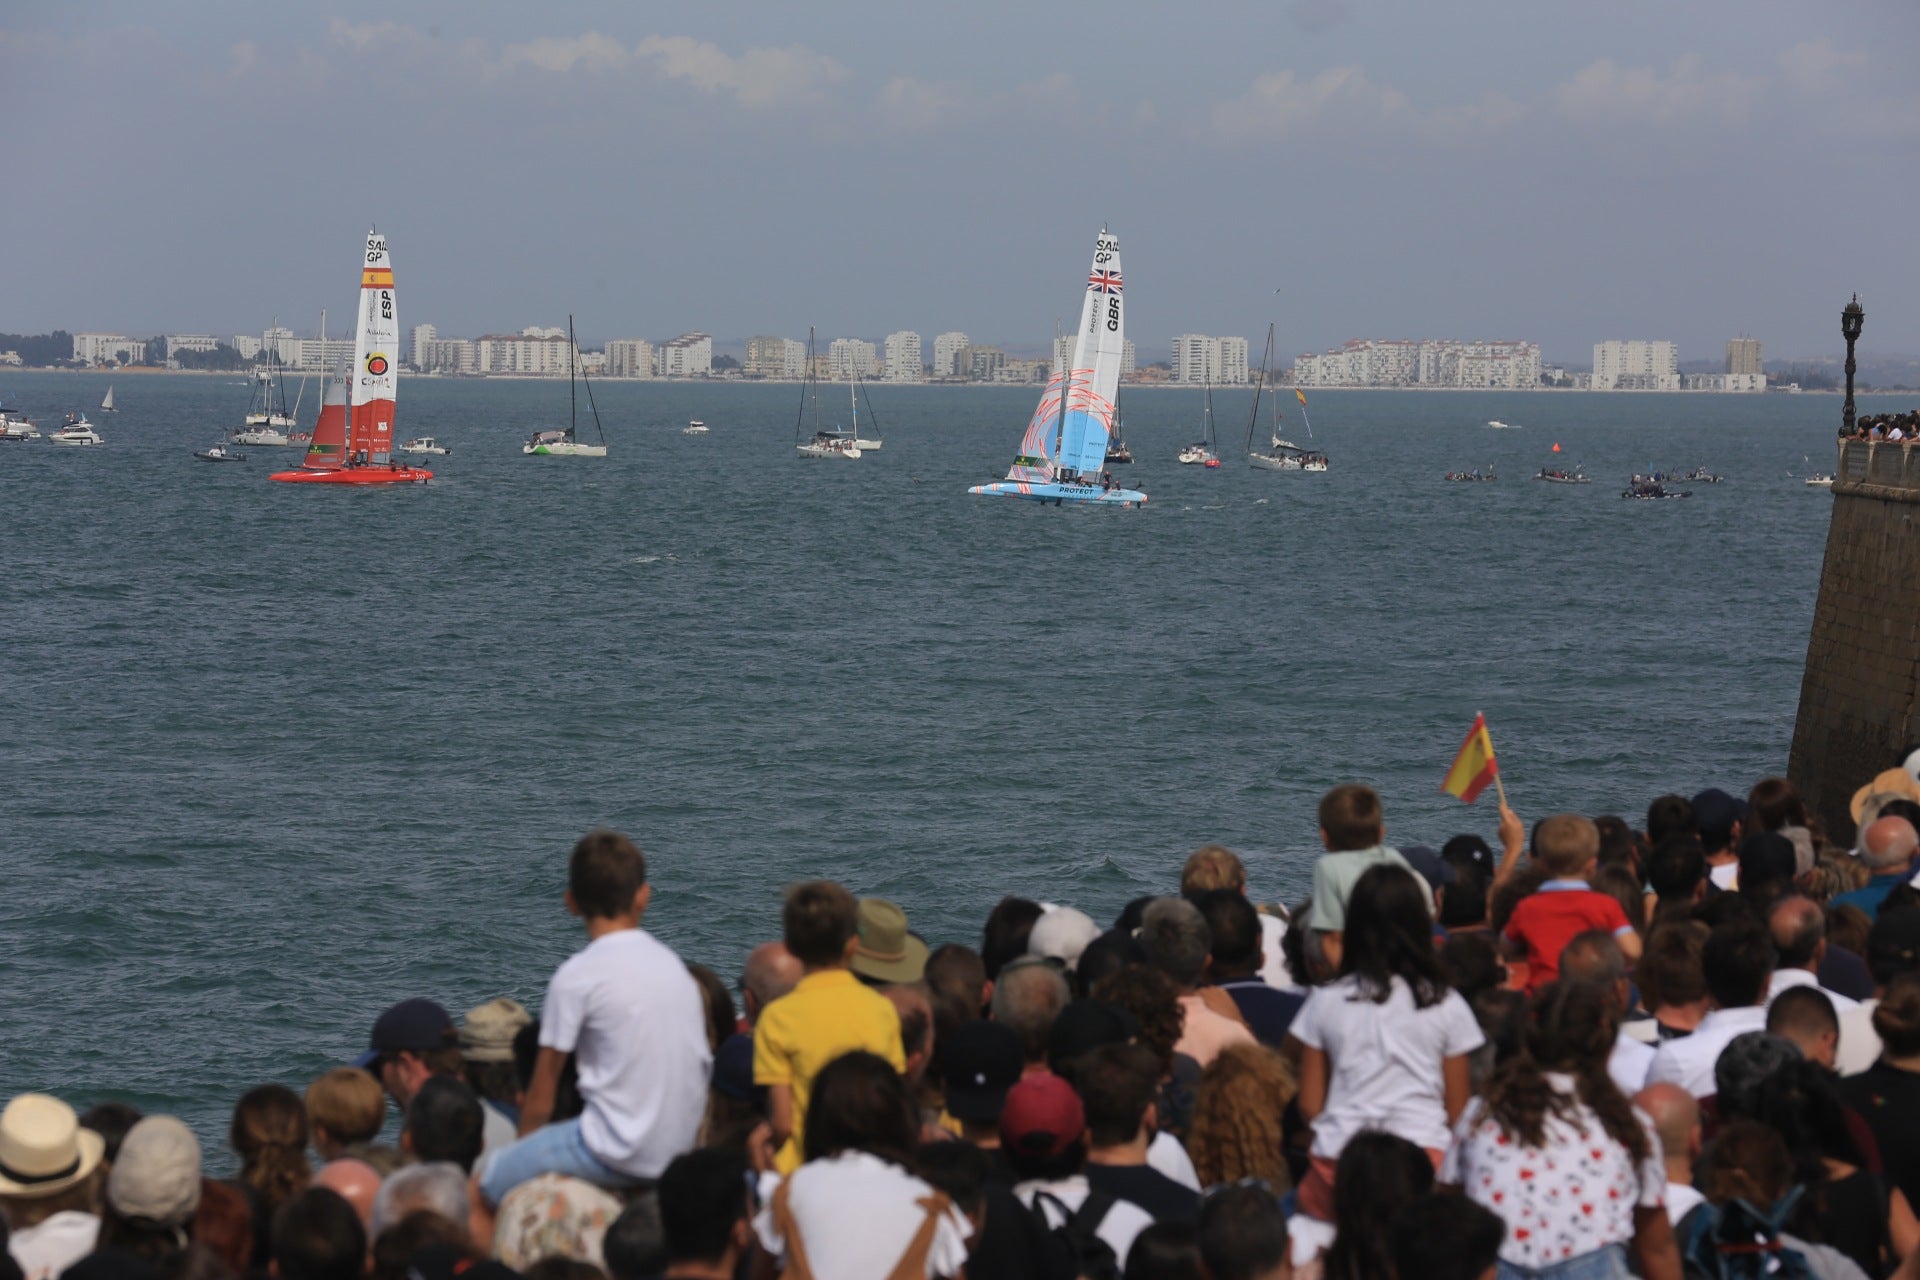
[{"x1": 1842, "y1": 293, "x2": 1865, "y2": 435}]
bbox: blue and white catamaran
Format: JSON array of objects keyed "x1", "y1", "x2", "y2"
[{"x1": 969, "y1": 229, "x2": 1146, "y2": 508}]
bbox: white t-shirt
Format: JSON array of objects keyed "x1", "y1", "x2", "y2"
[
  {"x1": 1665, "y1": 1181, "x2": 1706, "y2": 1227},
  {"x1": 1290, "y1": 974, "x2": 1484, "y2": 1158},
  {"x1": 1610, "y1": 1028, "x2": 1657, "y2": 1096},
  {"x1": 755, "y1": 1151, "x2": 971, "y2": 1280},
  {"x1": 1258, "y1": 912, "x2": 1298, "y2": 991},
  {"x1": 1643, "y1": 1005, "x2": 1768, "y2": 1099},
  {"x1": 8, "y1": 1211, "x2": 99, "y2": 1280},
  {"x1": 1015, "y1": 1174, "x2": 1156, "y2": 1271},
  {"x1": 1767, "y1": 967, "x2": 1861, "y2": 1010},
  {"x1": 1148, "y1": 1130, "x2": 1200, "y2": 1191},
  {"x1": 1442, "y1": 1079, "x2": 1665, "y2": 1270},
  {"x1": 1708, "y1": 861, "x2": 1739, "y2": 891},
  {"x1": 541, "y1": 927, "x2": 712, "y2": 1176}
]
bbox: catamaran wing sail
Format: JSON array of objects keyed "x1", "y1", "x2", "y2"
[
  {"x1": 1004, "y1": 371, "x2": 1064, "y2": 483},
  {"x1": 1054, "y1": 229, "x2": 1124, "y2": 476},
  {"x1": 301, "y1": 359, "x2": 350, "y2": 469},
  {"x1": 349, "y1": 230, "x2": 399, "y2": 464}
]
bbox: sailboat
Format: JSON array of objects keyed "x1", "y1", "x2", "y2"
[
  {"x1": 271, "y1": 229, "x2": 432, "y2": 485},
  {"x1": 1247, "y1": 324, "x2": 1320, "y2": 472},
  {"x1": 850, "y1": 376, "x2": 882, "y2": 452},
  {"x1": 796, "y1": 327, "x2": 860, "y2": 458},
  {"x1": 1178, "y1": 383, "x2": 1220, "y2": 466},
  {"x1": 1105, "y1": 399, "x2": 1132, "y2": 464},
  {"x1": 100, "y1": 385, "x2": 116, "y2": 413},
  {"x1": 969, "y1": 227, "x2": 1146, "y2": 507},
  {"x1": 235, "y1": 323, "x2": 297, "y2": 445},
  {"x1": 523, "y1": 317, "x2": 607, "y2": 456}
]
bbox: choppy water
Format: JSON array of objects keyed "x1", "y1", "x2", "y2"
[{"x1": 0, "y1": 371, "x2": 1888, "y2": 1148}]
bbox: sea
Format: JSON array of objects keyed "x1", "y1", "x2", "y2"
[{"x1": 0, "y1": 370, "x2": 1899, "y2": 1155}]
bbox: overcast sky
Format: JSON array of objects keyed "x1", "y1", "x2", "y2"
[{"x1": 5, "y1": 1, "x2": 1916, "y2": 361}]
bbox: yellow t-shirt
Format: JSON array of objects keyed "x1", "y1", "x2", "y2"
[{"x1": 753, "y1": 968, "x2": 906, "y2": 1174}]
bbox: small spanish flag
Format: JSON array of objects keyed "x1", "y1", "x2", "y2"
[
  {"x1": 1441, "y1": 713, "x2": 1499, "y2": 803},
  {"x1": 1295, "y1": 388, "x2": 1308, "y2": 406}
]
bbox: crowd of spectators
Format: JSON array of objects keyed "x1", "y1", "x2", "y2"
[
  {"x1": 15, "y1": 757, "x2": 1920, "y2": 1279},
  {"x1": 1844, "y1": 411, "x2": 1920, "y2": 442}
]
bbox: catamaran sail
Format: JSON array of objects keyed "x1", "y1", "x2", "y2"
[
  {"x1": 296, "y1": 360, "x2": 350, "y2": 470},
  {"x1": 969, "y1": 228, "x2": 1145, "y2": 506},
  {"x1": 272, "y1": 229, "x2": 431, "y2": 485}
]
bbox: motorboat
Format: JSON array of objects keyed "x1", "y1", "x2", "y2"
[
  {"x1": 1444, "y1": 469, "x2": 1497, "y2": 482},
  {"x1": 1623, "y1": 478, "x2": 1691, "y2": 499},
  {"x1": 1104, "y1": 439, "x2": 1132, "y2": 464},
  {"x1": 1679, "y1": 466, "x2": 1722, "y2": 483},
  {"x1": 49, "y1": 413, "x2": 104, "y2": 446},
  {"x1": 1805, "y1": 474, "x2": 1835, "y2": 488},
  {"x1": 1535, "y1": 467, "x2": 1590, "y2": 484},
  {"x1": 232, "y1": 426, "x2": 293, "y2": 446},
  {"x1": 1488, "y1": 419, "x2": 1521, "y2": 429},
  {"x1": 683, "y1": 420, "x2": 709, "y2": 435},
  {"x1": 401, "y1": 436, "x2": 451, "y2": 455},
  {"x1": 195, "y1": 444, "x2": 248, "y2": 463},
  {"x1": 1178, "y1": 443, "x2": 1219, "y2": 466},
  {"x1": 0, "y1": 403, "x2": 39, "y2": 441},
  {"x1": 524, "y1": 427, "x2": 607, "y2": 457}
]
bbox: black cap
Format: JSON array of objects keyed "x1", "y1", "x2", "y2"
[
  {"x1": 711, "y1": 1032, "x2": 758, "y2": 1103},
  {"x1": 1400, "y1": 845, "x2": 1456, "y2": 892},
  {"x1": 1737, "y1": 832, "x2": 1796, "y2": 888},
  {"x1": 940, "y1": 1020, "x2": 1024, "y2": 1123},
  {"x1": 1868, "y1": 908, "x2": 1920, "y2": 983},
  {"x1": 1046, "y1": 998, "x2": 1141, "y2": 1067},
  {"x1": 407, "y1": 1244, "x2": 524, "y2": 1280},
  {"x1": 1691, "y1": 788, "x2": 1748, "y2": 838},
  {"x1": 357, "y1": 999, "x2": 457, "y2": 1068},
  {"x1": 1441, "y1": 834, "x2": 1495, "y2": 880}
]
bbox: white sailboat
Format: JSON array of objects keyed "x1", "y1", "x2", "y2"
[
  {"x1": 1246, "y1": 325, "x2": 1325, "y2": 472},
  {"x1": 235, "y1": 323, "x2": 296, "y2": 445},
  {"x1": 1178, "y1": 381, "x2": 1220, "y2": 466},
  {"x1": 524, "y1": 316, "x2": 608, "y2": 456},
  {"x1": 796, "y1": 327, "x2": 860, "y2": 459},
  {"x1": 850, "y1": 376, "x2": 882, "y2": 451},
  {"x1": 100, "y1": 385, "x2": 116, "y2": 413}
]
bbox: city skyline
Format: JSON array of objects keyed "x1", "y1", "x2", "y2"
[{"x1": 4, "y1": 3, "x2": 1916, "y2": 359}]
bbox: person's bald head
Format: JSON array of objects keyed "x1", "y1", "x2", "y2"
[
  {"x1": 1864, "y1": 817, "x2": 1920, "y2": 872},
  {"x1": 1634, "y1": 1084, "x2": 1700, "y2": 1169},
  {"x1": 1559, "y1": 930, "x2": 1630, "y2": 1010},
  {"x1": 741, "y1": 942, "x2": 803, "y2": 1023},
  {"x1": 1769, "y1": 896, "x2": 1826, "y2": 971},
  {"x1": 313, "y1": 1159, "x2": 382, "y2": 1231}
]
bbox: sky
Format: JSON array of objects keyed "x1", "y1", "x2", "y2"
[{"x1": 4, "y1": 0, "x2": 1917, "y2": 363}]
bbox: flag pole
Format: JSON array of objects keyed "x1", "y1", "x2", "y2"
[{"x1": 1482, "y1": 712, "x2": 1509, "y2": 808}]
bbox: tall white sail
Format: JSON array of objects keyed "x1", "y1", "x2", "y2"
[
  {"x1": 349, "y1": 230, "x2": 398, "y2": 464},
  {"x1": 1055, "y1": 229, "x2": 1124, "y2": 476}
]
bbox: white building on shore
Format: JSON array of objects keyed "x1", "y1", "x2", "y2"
[
  {"x1": 475, "y1": 331, "x2": 578, "y2": 376},
  {"x1": 654, "y1": 333, "x2": 712, "y2": 378},
  {"x1": 417, "y1": 337, "x2": 479, "y2": 374},
  {"x1": 884, "y1": 330, "x2": 923, "y2": 382},
  {"x1": 1292, "y1": 338, "x2": 1541, "y2": 389},
  {"x1": 1171, "y1": 335, "x2": 1250, "y2": 384},
  {"x1": 164, "y1": 334, "x2": 221, "y2": 358},
  {"x1": 72, "y1": 333, "x2": 147, "y2": 365},
  {"x1": 829, "y1": 338, "x2": 878, "y2": 381},
  {"x1": 745, "y1": 336, "x2": 805, "y2": 379},
  {"x1": 1684, "y1": 372, "x2": 1766, "y2": 392},
  {"x1": 605, "y1": 339, "x2": 654, "y2": 379},
  {"x1": 1592, "y1": 340, "x2": 1679, "y2": 391},
  {"x1": 932, "y1": 331, "x2": 969, "y2": 379}
]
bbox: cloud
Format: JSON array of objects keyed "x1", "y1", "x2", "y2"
[
  {"x1": 1286, "y1": 0, "x2": 1356, "y2": 35},
  {"x1": 228, "y1": 41, "x2": 258, "y2": 78},
  {"x1": 1420, "y1": 91, "x2": 1528, "y2": 141},
  {"x1": 630, "y1": 35, "x2": 847, "y2": 107},
  {"x1": 1551, "y1": 54, "x2": 1762, "y2": 126},
  {"x1": 878, "y1": 76, "x2": 973, "y2": 132},
  {"x1": 1211, "y1": 66, "x2": 1408, "y2": 139},
  {"x1": 499, "y1": 32, "x2": 631, "y2": 75},
  {"x1": 1777, "y1": 39, "x2": 1870, "y2": 96}
]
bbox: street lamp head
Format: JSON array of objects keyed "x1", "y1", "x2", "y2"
[{"x1": 1843, "y1": 293, "x2": 1865, "y2": 343}]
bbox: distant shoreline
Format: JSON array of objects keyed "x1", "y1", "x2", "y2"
[{"x1": 6, "y1": 367, "x2": 1910, "y2": 394}]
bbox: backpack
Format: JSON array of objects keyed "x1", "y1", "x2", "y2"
[
  {"x1": 1677, "y1": 1190, "x2": 1817, "y2": 1280},
  {"x1": 1028, "y1": 1188, "x2": 1121, "y2": 1280}
]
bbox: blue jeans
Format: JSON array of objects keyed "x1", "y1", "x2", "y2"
[
  {"x1": 478, "y1": 1119, "x2": 631, "y2": 1206},
  {"x1": 1498, "y1": 1244, "x2": 1630, "y2": 1280}
]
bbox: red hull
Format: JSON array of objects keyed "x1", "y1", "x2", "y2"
[{"x1": 270, "y1": 467, "x2": 433, "y2": 485}]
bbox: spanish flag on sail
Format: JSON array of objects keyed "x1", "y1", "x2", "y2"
[
  {"x1": 1441, "y1": 713, "x2": 1499, "y2": 803},
  {"x1": 1295, "y1": 389, "x2": 1308, "y2": 406}
]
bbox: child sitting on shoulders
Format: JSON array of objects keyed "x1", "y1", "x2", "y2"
[{"x1": 1504, "y1": 815, "x2": 1642, "y2": 993}]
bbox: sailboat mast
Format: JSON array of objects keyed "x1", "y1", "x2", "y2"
[
  {"x1": 568, "y1": 315, "x2": 578, "y2": 435},
  {"x1": 1246, "y1": 323, "x2": 1273, "y2": 454}
]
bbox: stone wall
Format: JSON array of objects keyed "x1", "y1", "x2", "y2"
[{"x1": 1789, "y1": 440, "x2": 1920, "y2": 843}]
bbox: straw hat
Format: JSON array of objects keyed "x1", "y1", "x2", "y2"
[
  {"x1": 0, "y1": 1094, "x2": 106, "y2": 1198},
  {"x1": 1851, "y1": 768, "x2": 1920, "y2": 826}
]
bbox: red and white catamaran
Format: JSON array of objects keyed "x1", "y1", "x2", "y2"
[{"x1": 272, "y1": 230, "x2": 431, "y2": 486}]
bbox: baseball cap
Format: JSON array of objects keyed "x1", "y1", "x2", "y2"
[
  {"x1": 1046, "y1": 999, "x2": 1140, "y2": 1068},
  {"x1": 460, "y1": 998, "x2": 532, "y2": 1065},
  {"x1": 939, "y1": 1021, "x2": 1024, "y2": 1124},
  {"x1": 1029, "y1": 907, "x2": 1102, "y2": 968},
  {"x1": 106, "y1": 1116, "x2": 202, "y2": 1226},
  {"x1": 1691, "y1": 789, "x2": 1748, "y2": 838},
  {"x1": 999, "y1": 1074, "x2": 1085, "y2": 1158},
  {"x1": 356, "y1": 999, "x2": 457, "y2": 1068},
  {"x1": 1399, "y1": 845, "x2": 1456, "y2": 893}
]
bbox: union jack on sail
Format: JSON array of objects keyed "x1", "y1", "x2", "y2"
[{"x1": 1088, "y1": 270, "x2": 1123, "y2": 294}]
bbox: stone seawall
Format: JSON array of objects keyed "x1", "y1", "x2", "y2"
[{"x1": 1790, "y1": 440, "x2": 1920, "y2": 843}]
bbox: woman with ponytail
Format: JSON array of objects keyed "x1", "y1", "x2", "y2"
[
  {"x1": 229, "y1": 1084, "x2": 312, "y2": 1271},
  {"x1": 1440, "y1": 981, "x2": 1681, "y2": 1280}
]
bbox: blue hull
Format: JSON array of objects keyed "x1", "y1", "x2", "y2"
[{"x1": 967, "y1": 480, "x2": 1147, "y2": 506}]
